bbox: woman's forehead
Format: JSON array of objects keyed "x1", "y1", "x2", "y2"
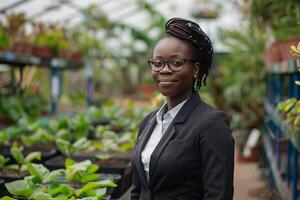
[{"x1": 153, "y1": 37, "x2": 191, "y2": 56}]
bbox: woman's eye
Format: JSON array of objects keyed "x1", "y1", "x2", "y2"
[
  {"x1": 171, "y1": 60, "x2": 183, "y2": 67},
  {"x1": 152, "y1": 61, "x2": 163, "y2": 67}
]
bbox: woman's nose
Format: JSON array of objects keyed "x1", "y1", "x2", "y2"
[{"x1": 160, "y1": 62, "x2": 173, "y2": 73}]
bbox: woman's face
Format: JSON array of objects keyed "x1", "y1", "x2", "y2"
[{"x1": 151, "y1": 36, "x2": 199, "y2": 100}]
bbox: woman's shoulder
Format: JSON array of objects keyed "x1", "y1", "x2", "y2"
[
  {"x1": 139, "y1": 109, "x2": 158, "y2": 127},
  {"x1": 196, "y1": 99, "x2": 229, "y2": 122}
]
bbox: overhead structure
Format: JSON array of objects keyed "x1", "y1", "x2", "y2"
[{"x1": 0, "y1": 0, "x2": 244, "y2": 51}]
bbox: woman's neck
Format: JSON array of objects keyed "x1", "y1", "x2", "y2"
[{"x1": 166, "y1": 90, "x2": 193, "y2": 110}]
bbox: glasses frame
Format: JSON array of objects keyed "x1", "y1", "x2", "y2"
[{"x1": 147, "y1": 58, "x2": 196, "y2": 72}]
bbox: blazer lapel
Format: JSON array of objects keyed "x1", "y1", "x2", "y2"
[
  {"x1": 149, "y1": 92, "x2": 202, "y2": 185},
  {"x1": 135, "y1": 114, "x2": 157, "y2": 188},
  {"x1": 149, "y1": 122, "x2": 176, "y2": 185}
]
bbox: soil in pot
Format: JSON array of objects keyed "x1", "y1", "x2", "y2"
[{"x1": 23, "y1": 142, "x2": 57, "y2": 161}]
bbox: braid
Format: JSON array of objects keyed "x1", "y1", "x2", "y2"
[{"x1": 165, "y1": 18, "x2": 213, "y2": 90}]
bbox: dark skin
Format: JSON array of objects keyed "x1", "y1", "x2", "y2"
[{"x1": 152, "y1": 36, "x2": 200, "y2": 110}]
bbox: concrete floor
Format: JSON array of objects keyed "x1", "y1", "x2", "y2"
[{"x1": 234, "y1": 159, "x2": 265, "y2": 200}]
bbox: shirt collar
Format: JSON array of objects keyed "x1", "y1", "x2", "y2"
[{"x1": 156, "y1": 98, "x2": 189, "y2": 122}]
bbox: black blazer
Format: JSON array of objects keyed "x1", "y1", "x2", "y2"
[{"x1": 131, "y1": 93, "x2": 234, "y2": 200}]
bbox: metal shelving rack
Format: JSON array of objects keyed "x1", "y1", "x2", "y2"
[
  {"x1": 264, "y1": 58, "x2": 300, "y2": 200},
  {"x1": 0, "y1": 50, "x2": 83, "y2": 113}
]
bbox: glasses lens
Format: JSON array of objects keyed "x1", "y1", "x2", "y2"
[
  {"x1": 169, "y1": 58, "x2": 184, "y2": 71},
  {"x1": 150, "y1": 60, "x2": 164, "y2": 71}
]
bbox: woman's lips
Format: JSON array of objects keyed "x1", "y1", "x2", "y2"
[{"x1": 158, "y1": 80, "x2": 177, "y2": 87}]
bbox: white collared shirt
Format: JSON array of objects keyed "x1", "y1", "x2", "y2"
[{"x1": 141, "y1": 99, "x2": 188, "y2": 181}]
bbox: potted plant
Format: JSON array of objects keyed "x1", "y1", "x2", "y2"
[
  {"x1": 263, "y1": 41, "x2": 283, "y2": 70},
  {"x1": 278, "y1": 36, "x2": 300, "y2": 61},
  {"x1": 3, "y1": 160, "x2": 116, "y2": 199},
  {"x1": 35, "y1": 24, "x2": 69, "y2": 57},
  {"x1": 0, "y1": 22, "x2": 11, "y2": 51},
  {"x1": 0, "y1": 146, "x2": 41, "y2": 182}
]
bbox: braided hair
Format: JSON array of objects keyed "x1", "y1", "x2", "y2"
[{"x1": 165, "y1": 18, "x2": 213, "y2": 90}]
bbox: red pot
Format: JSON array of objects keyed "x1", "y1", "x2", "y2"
[
  {"x1": 33, "y1": 46, "x2": 52, "y2": 58},
  {"x1": 278, "y1": 35, "x2": 300, "y2": 61},
  {"x1": 11, "y1": 42, "x2": 33, "y2": 54},
  {"x1": 263, "y1": 41, "x2": 282, "y2": 70}
]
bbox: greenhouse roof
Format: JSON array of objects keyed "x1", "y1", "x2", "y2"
[{"x1": 0, "y1": 0, "x2": 245, "y2": 51}]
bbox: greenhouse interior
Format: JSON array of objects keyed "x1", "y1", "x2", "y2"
[{"x1": 0, "y1": 0, "x2": 299, "y2": 199}]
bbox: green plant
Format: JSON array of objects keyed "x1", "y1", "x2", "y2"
[
  {"x1": 0, "y1": 22, "x2": 11, "y2": 49},
  {"x1": 3, "y1": 159, "x2": 116, "y2": 199},
  {"x1": 35, "y1": 24, "x2": 69, "y2": 56},
  {"x1": 21, "y1": 128, "x2": 54, "y2": 146},
  {"x1": 0, "y1": 146, "x2": 41, "y2": 172},
  {"x1": 65, "y1": 159, "x2": 100, "y2": 184},
  {"x1": 4, "y1": 12, "x2": 26, "y2": 41},
  {"x1": 276, "y1": 42, "x2": 300, "y2": 129},
  {"x1": 56, "y1": 138, "x2": 92, "y2": 158},
  {"x1": 277, "y1": 98, "x2": 300, "y2": 128},
  {"x1": 217, "y1": 22, "x2": 267, "y2": 130},
  {"x1": 0, "y1": 89, "x2": 48, "y2": 121},
  {"x1": 249, "y1": 0, "x2": 300, "y2": 41}
]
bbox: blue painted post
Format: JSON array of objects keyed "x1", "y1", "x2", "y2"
[
  {"x1": 292, "y1": 144, "x2": 298, "y2": 200},
  {"x1": 286, "y1": 141, "x2": 292, "y2": 186},
  {"x1": 85, "y1": 59, "x2": 94, "y2": 107},
  {"x1": 265, "y1": 74, "x2": 270, "y2": 102},
  {"x1": 271, "y1": 74, "x2": 276, "y2": 105},
  {"x1": 277, "y1": 74, "x2": 284, "y2": 170},
  {"x1": 286, "y1": 74, "x2": 294, "y2": 187},
  {"x1": 291, "y1": 72, "x2": 299, "y2": 200},
  {"x1": 50, "y1": 67, "x2": 59, "y2": 113}
]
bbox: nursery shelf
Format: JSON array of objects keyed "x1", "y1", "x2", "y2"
[
  {"x1": 0, "y1": 51, "x2": 83, "y2": 70},
  {"x1": 264, "y1": 100, "x2": 300, "y2": 150},
  {"x1": 266, "y1": 59, "x2": 300, "y2": 74},
  {"x1": 263, "y1": 135, "x2": 289, "y2": 200}
]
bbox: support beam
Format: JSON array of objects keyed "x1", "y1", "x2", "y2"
[{"x1": 0, "y1": 0, "x2": 32, "y2": 14}]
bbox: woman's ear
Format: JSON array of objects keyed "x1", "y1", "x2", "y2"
[{"x1": 194, "y1": 62, "x2": 200, "y2": 76}]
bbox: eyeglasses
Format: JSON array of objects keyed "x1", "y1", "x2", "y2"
[{"x1": 147, "y1": 58, "x2": 195, "y2": 72}]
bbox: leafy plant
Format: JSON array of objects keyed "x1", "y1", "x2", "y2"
[
  {"x1": 249, "y1": 0, "x2": 300, "y2": 41},
  {"x1": 277, "y1": 98, "x2": 300, "y2": 128},
  {"x1": 0, "y1": 22, "x2": 11, "y2": 49},
  {"x1": 21, "y1": 127, "x2": 54, "y2": 146},
  {"x1": 65, "y1": 159, "x2": 100, "y2": 184},
  {"x1": 276, "y1": 42, "x2": 300, "y2": 129},
  {"x1": 35, "y1": 24, "x2": 69, "y2": 56},
  {"x1": 56, "y1": 138, "x2": 92, "y2": 158},
  {"x1": 3, "y1": 160, "x2": 116, "y2": 199},
  {"x1": 0, "y1": 90, "x2": 48, "y2": 121},
  {"x1": 9, "y1": 146, "x2": 41, "y2": 172},
  {"x1": 217, "y1": 22, "x2": 266, "y2": 130}
]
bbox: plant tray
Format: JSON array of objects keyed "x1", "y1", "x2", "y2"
[
  {"x1": 45, "y1": 155, "x2": 132, "y2": 198},
  {"x1": 0, "y1": 143, "x2": 57, "y2": 162},
  {"x1": 0, "y1": 169, "x2": 27, "y2": 183},
  {"x1": 0, "y1": 178, "x2": 10, "y2": 197}
]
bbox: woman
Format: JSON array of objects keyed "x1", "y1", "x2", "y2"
[{"x1": 131, "y1": 18, "x2": 234, "y2": 200}]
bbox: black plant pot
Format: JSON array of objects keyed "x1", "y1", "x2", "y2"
[{"x1": 0, "y1": 169, "x2": 27, "y2": 183}]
